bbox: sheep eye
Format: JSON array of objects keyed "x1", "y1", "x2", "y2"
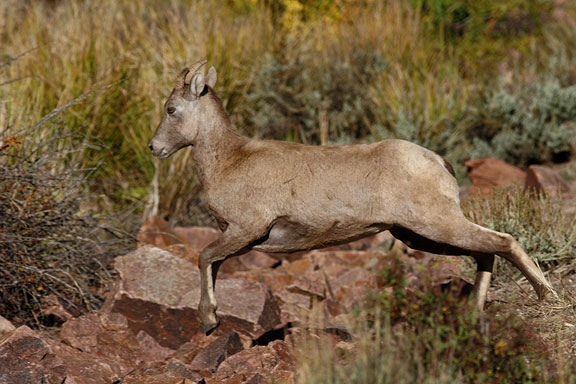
[{"x1": 167, "y1": 106, "x2": 176, "y2": 115}]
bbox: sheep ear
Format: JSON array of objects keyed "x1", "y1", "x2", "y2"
[
  {"x1": 206, "y1": 66, "x2": 217, "y2": 88},
  {"x1": 191, "y1": 72, "x2": 206, "y2": 97}
]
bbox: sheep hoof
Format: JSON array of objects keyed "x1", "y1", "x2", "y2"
[{"x1": 202, "y1": 321, "x2": 220, "y2": 336}]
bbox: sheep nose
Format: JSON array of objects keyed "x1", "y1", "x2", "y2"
[{"x1": 148, "y1": 143, "x2": 154, "y2": 152}]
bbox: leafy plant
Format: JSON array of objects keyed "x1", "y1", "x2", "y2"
[
  {"x1": 244, "y1": 48, "x2": 386, "y2": 144},
  {"x1": 466, "y1": 79, "x2": 576, "y2": 167}
]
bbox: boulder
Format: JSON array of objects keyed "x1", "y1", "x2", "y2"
[
  {"x1": 188, "y1": 332, "x2": 243, "y2": 376},
  {"x1": 138, "y1": 219, "x2": 279, "y2": 273},
  {"x1": 122, "y1": 361, "x2": 204, "y2": 383},
  {"x1": 40, "y1": 294, "x2": 79, "y2": 322},
  {"x1": 108, "y1": 246, "x2": 282, "y2": 348},
  {"x1": 173, "y1": 225, "x2": 220, "y2": 251},
  {"x1": 138, "y1": 215, "x2": 182, "y2": 248},
  {"x1": 43, "y1": 339, "x2": 127, "y2": 384},
  {"x1": 60, "y1": 312, "x2": 174, "y2": 366},
  {"x1": 0, "y1": 315, "x2": 15, "y2": 338},
  {"x1": 328, "y1": 267, "x2": 377, "y2": 311},
  {"x1": 173, "y1": 226, "x2": 279, "y2": 273},
  {"x1": 525, "y1": 165, "x2": 571, "y2": 196},
  {"x1": 465, "y1": 158, "x2": 526, "y2": 197},
  {"x1": 210, "y1": 340, "x2": 295, "y2": 384},
  {"x1": 0, "y1": 326, "x2": 51, "y2": 384},
  {"x1": 0, "y1": 325, "x2": 128, "y2": 384}
]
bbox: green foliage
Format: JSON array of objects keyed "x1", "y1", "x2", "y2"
[
  {"x1": 410, "y1": 0, "x2": 554, "y2": 75},
  {"x1": 466, "y1": 79, "x2": 576, "y2": 167},
  {"x1": 244, "y1": 49, "x2": 386, "y2": 143}
]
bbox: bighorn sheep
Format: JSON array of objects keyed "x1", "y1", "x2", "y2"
[{"x1": 149, "y1": 60, "x2": 554, "y2": 335}]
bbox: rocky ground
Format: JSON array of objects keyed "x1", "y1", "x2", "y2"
[{"x1": 0, "y1": 158, "x2": 574, "y2": 384}]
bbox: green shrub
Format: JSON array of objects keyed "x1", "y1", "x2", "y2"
[
  {"x1": 244, "y1": 48, "x2": 386, "y2": 144},
  {"x1": 466, "y1": 79, "x2": 576, "y2": 167}
]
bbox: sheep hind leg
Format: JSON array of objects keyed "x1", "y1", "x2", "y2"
[
  {"x1": 471, "y1": 253, "x2": 494, "y2": 311},
  {"x1": 389, "y1": 226, "x2": 495, "y2": 311},
  {"x1": 390, "y1": 219, "x2": 555, "y2": 309},
  {"x1": 495, "y1": 235, "x2": 555, "y2": 300}
]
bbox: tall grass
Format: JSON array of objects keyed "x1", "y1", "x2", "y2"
[{"x1": 1, "y1": 0, "x2": 275, "y2": 223}]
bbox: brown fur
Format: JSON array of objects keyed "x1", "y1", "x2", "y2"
[{"x1": 149, "y1": 62, "x2": 554, "y2": 334}]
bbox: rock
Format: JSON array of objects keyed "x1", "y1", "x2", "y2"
[
  {"x1": 109, "y1": 246, "x2": 282, "y2": 347},
  {"x1": 60, "y1": 311, "x2": 175, "y2": 366},
  {"x1": 44, "y1": 339, "x2": 126, "y2": 384},
  {"x1": 0, "y1": 315, "x2": 15, "y2": 338},
  {"x1": 41, "y1": 294, "x2": 79, "y2": 322},
  {"x1": 122, "y1": 361, "x2": 204, "y2": 383},
  {"x1": 525, "y1": 165, "x2": 571, "y2": 196},
  {"x1": 60, "y1": 313, "x2": 101, "y2": 352},
  {"x1": 189, "y1": 332, "x2": 243, "y2": 376},
  {"x1": 174, "y1": 226, "x2": 278, "y2": 273},
  {"x1": 237, "y1": 251, "x2": 279, "y2": 270},
  {"x1": 0, "y1": 325, "x2": 128, "y2": 384},
  {"x1": 211, "y1": 340, "x2": 295, "y2": 384},
  {"x1": 465, "y1": 158, "x2": 526, "y2": 197},
  {"x1": 138, "y1": 215, "x2": 181, "y2": 248},
  {"x1": 304, "y1": 250, "x2": 384, "y2": 276},
  {"x1": 425, "y1": 256, "x2": 464, "y2": 286},
  {"x1": 140, "y1": 221, "x2": 279, "y2": 273},
  {"x1": 327, "y1": 267, "x2": 377, "y2": 310},
  {"x1": 173, "y1": 225, "x2": 220, "y2": 251},
  {"x1": 0, "y1": 326, "x2": 50, "y2": 384}
]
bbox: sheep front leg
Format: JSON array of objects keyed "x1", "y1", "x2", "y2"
[{"x1": 197, "y1": 227, "x2": 259, "y2": 335}]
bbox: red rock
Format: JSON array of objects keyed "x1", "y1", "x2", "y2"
[
  {"x1": 0, "y1": 326, "x2": 50, "y2": 384},
  {"x1": 44, "y1": 339, "x2": 126, "y2": 383},
  {"x1": 328, "y1": 267, "x2": 377, "y2": 310},
  {"x1": 0, "y1": 325, "x2": 128, "y2": 384},
  {"x1": 138, "y1": 215, "x2": 181, "y2": 248},
  {"x1": 173, "y1": 225, "x2": 220, "y2": 251},
  {"x1": 60, "y1": 311, "x2": 174, "y2": 371},
  {"x1": 142, "y1": 223, "x2": 279, "y2": 274},
  {"x1": 465, "y1": 158, "x2": 526, "y2": 197},
  {"x1": 109, "y1": 246, "x2": 282, "y2": 346},
  {"x1": 122, "y1": 360, "x2": 204, "y2": 383},
  {"x1": 189, "y1": 332, "x2": 243, "y2": 376},
  {"x1": 213, "y1": 340, "x2": 295, "y2": 384},
  {"x1": 286, "y1": 273, "x2": 325, "y2": 299},
  {"x1": 237, "y1": 251, "x2": 279, "y2": 270},
  {"x1": 304, "y1": 250, "x2": 384, "y2": 277},
  {"x1": 41, "y1": 294, "x2": 79, "y2": 322},
  {"x1": 165, "y1": 243, "x2": 200, "y2": 265},
  {"x1": 426, "y1": 256, "x2": 464, "y2": 286},
  {"x1": 525, "y1": 165, "x2": 570, "y2": 196},
  {"x1": 0, "y1": 315, "x2": 15, "y2": 338}
]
